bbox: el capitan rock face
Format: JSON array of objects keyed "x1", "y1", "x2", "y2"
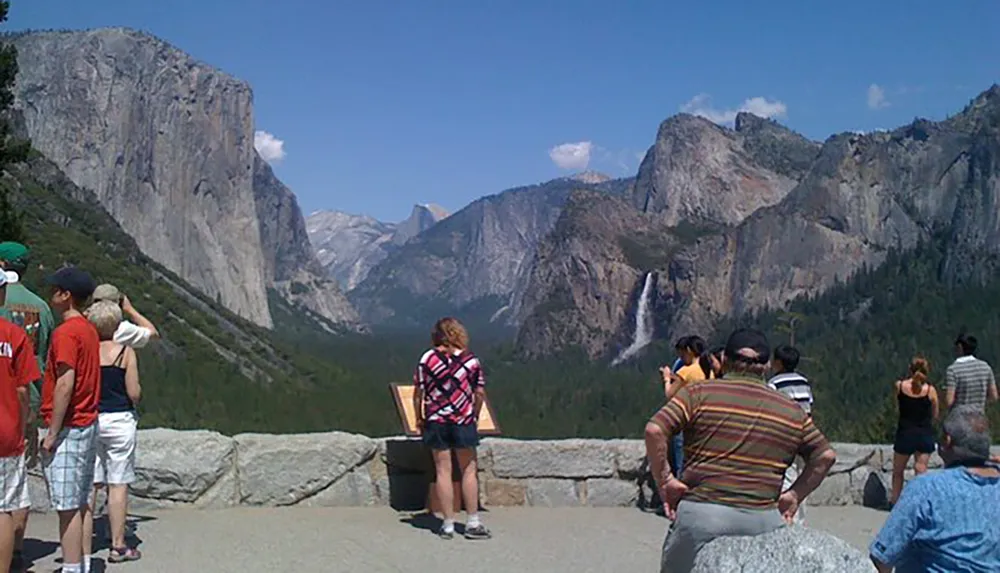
[{"x1": 11, "y1": 27, "x2": 359, "y2": 329}]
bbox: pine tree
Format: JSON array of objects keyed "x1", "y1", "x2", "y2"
[{"x1": 0, "y1": 1, "x2": 30, "y2": 243}]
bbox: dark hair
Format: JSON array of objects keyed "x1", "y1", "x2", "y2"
[
  {"x1": 955, "y1": 334, "x2": 977, "y2": 356},
  {"x1": 682, "y1": 335, "x2": 712, "y2": 379},
  {"x1": 773, "y1": 345, "x2": 800, "y2": 373},
  {"x1": 674, "y1": 336, "x2": 689, "y2": 351}
]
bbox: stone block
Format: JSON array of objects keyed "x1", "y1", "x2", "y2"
[
  {"x1": 827, "y1": 443, "x2": 878, "y2": 474},
  {"x1": 132, "y1": 429, "x2": 236, "y2": 505},
  {"x1": 375, "y1": 472, "x2": 429, "y2": 511},
  {"x1": 484, "y1": 478, "x2": 526, "y2": 506},
  {"x1": 879, "y1": 449, "x2": 944, "y2": 471},
  {"x1": 806, "y1": 473, "x2": 852, "y2": 506},
  {"x1": 524, "y1": 479, "x2": 582, "y2": 507},
  {"x1": 379, "y1": 437, "x2": 433, "y2": 474},
  {"x1": 300, "y1": 467, "x2": 376, "y2": 507},
  {"x1": 235, "y1": 431, "x2": 376, "y2": 506},
  {"x1": 486, "y1": 439, "x2": 616, "y2": 479},
  {"x1": 585, "y1": 478, "x2": 638, "y2": 507},
  {"x1": 609, "y1": 440, "x2": 647, "y2": 477}
]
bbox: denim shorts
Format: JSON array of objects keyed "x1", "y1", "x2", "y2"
[{"x1": 422, "y1": 422, "x2": 479, "y2": 451}]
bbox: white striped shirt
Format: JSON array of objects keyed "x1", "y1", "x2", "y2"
[{"x1": 768, "y1": 372, "x2": 813, "y2": 414}]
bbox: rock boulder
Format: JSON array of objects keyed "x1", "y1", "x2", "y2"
[{"x1": 691, "y1": 526, "x2": 876, "y2": 573}]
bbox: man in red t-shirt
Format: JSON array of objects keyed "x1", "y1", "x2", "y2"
[
  {"x1": 0, "y1": 269, "x2": 42, "y2": 570},
  {"x1": 38, "y1": 267, "x2": 100, "y2": 573}
]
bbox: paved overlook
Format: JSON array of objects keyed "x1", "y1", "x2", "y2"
[
  {"x1": 13, "y1": 429, "x2": 951, "y2": 572},
  {"x1": 21, "y1": 506, "x2": 888, "y2": 572}
]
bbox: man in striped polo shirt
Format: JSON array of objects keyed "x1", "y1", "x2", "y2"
[
  {"x1": 945, "y1": 334, "x2": 998, "y2": 412},
  {"x1": 645, "y1": 328, "x2": 837, "y2": 573}
]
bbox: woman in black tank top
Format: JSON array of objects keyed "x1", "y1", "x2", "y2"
[
  {"x1": 889, "y1": 356, "x2": 940, "y2": 505},
  {"x1": 82, "y1": 301, "x2": 143, "y2": 563}
]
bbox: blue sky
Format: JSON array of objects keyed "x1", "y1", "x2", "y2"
[{"x1": 12, "y1": 1, "x2": 1000, "y2": 222}]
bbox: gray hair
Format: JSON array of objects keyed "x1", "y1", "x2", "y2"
[
  {"x1": 86, "y1": 300, "x2": 123, "y2": 341},
  {"x1": 942, "y1": 405, "x2": 992, "y2": 462}
]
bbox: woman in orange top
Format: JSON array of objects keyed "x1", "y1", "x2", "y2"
[{"x1": 660, "y1": 336, "x2": 714, "y2": 401}]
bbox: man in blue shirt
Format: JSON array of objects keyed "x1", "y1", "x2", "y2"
[{"x1": 870, "y1": 405, "x2": 1000, "y2": 572}]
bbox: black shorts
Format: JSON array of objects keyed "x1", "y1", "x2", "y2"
[
  {"x1": 894, "y1": 427, "x2": 935, "y2": 455},
  {"x1": 422, "y1": 422, "x2": 479, "y2": 451}
]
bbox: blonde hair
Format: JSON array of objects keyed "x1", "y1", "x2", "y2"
[
  {"x1": 431, "y1": 317, "x2": 468, "y2": 351},
  {"x1": 86, "y1": 300, "x2": 123, "y2": 341},
  {"x1": 909, "y1": 356, "x2": 930, "y2": 391}
]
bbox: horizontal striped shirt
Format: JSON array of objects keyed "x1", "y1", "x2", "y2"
[
  {"x1": 945, "y1": 356, "x2": 995, "y2": 412},
  {"x1": 767, "y1": 372, "x2": 813, "y2": 414},
  {"x1": 650, "y1": 374, "x2": 831, "y2": 510}
]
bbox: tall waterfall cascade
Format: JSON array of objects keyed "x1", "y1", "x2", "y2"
[{"x1": 610, "y1": 272, "x2": 655, "y2": 366}]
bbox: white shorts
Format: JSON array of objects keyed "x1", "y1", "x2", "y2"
[
  {"x1": 95, "y1": 411, "x2": 137, "y2": 485},
  {"x1": 0, "y1": 454, "x2": 30, "y2": 512}
]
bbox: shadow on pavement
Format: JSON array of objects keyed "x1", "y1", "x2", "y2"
[{"x1": 400, "y1": 512, "x2": 471, "y2": 536}]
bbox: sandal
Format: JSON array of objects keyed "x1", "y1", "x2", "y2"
[{"x1": 108, "y1": 547, "x2": 142, "y2": 563}]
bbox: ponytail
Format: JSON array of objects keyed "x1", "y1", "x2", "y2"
[
  {"x1": 683, "y1": 336, "x2": 711, "y2": 379},
  {"x1": 909, "y1": 356, "x2": 930, "y2": 391}
]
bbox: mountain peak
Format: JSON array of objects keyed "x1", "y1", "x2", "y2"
[{"x1": 565, "y1": 171, "x2": 612, "y2": 184}]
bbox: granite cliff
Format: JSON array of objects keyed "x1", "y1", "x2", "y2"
[
  {"x1": 306, "y1": 203, "x2": 449, "y2": 291},
  {"x1": 348, "y1": 176, "x2": 633, "y2": 330},
  {"x1": 516, "y1": 85, "x2": 1000, "y2": 358},
  {"x1": 11, "y1": 27, "x2": 357, "y2": 329},
  {"x1": 252, "y1": 155, "x2": 360, "y2": 327}
]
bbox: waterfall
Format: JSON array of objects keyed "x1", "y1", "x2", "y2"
[{"x1": 611, "y1": 272, "x2": 655, "y2": 366}]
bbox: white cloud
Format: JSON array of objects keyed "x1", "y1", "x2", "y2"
[
  {"x1": 254, "y1": 130, "x2": 286, "y2": 163},
  {"x1": 867, "y1": 84, "x2": 889, "y2": 110},
  {"x1": 549, "y1": 141, "x2": 593, "y2": 170},
  {"x1": 680, "y1": 94, "x2": 787, "y2": 125}
]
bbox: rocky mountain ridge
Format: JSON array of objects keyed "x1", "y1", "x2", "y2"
[
  {"x1": 516, "y1": 85, "x2": 1000, "y2": 358},
  {"x1": 10, "y1": 27, "x2": 359, "y2": 330},
  {"x1": 348, "y1": 175, "x2": 635, "y2": 330},
  {"x1": 306, "y1": 203, "x2": 450, "y2": 291}
]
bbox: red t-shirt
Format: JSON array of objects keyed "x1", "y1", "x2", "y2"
[
  {"x1": 40, "y1": 316, "x2": 101, "y2": 428},
  {"x1": 0, "y1": 317, "x2": 41, "y2": 457}
]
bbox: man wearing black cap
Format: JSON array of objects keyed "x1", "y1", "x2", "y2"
[
  {"x1": 644, "y1": 328, "x2": 838, "y2": 573},
  {"x1": 38, "y1": 267, "x2": 101, "y2": 573}
]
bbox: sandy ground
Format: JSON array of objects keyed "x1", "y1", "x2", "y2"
[{"x1": 17, "y1": 505, "x2": 888, "y2": 572}]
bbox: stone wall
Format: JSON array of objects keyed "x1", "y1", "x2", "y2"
[{"x1": 25, "y1": 429, "x2": 1000, "y2": 513}]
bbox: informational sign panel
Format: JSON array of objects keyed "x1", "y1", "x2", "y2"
[{"x1": 389, "y1": 383, "x2": 501, "y2": 436}]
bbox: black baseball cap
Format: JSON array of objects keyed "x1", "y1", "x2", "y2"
[
  {"x1": 724, "y1": 328, "x2": 770, "y2": 364},
  {"x1": 45, "y1": 266, "x2": 96, "y2": 300}
]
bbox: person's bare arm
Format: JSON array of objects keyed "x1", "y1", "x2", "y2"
[
  {"x1": 788, "y1": 447, "x2": 837, "y2": 503},
  {"x1": 988, "y1": 369, "x2": 998, "y2": 403},
  {"x1": 124, "y1": 347, "x2": 142, "y2": 405},
  {"x1": 122, "y1": 295, "x2": 159, "y2": 340},
  {"x1": 644, "y1": 422, "x2": 670, "y2": 488},
  {"x1": 945, "y1": 367, "x2": 957, "y2": 408},
  {"x1": 412, "y1": 386, "x2": 424, "y2": 430},
  {"x1": 17, "y1": 386, "x2": 28, "y2": 439},
  {"x1": 48, "y1": 364, "x2": 75, "y2": 436},
  {"x1": 473, "y1": 387, "x2": 485, "y2": 420},
  {"x1": 929, "y1": 386, "x2": 940, "y2": 420}
]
